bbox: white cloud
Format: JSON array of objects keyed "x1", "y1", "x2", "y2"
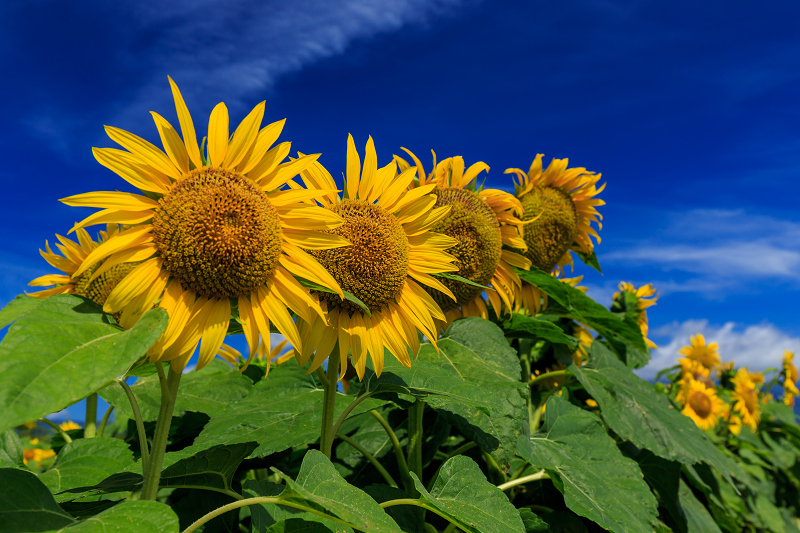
[{"x1": 637, "y1": 319, "x2": 800, "y2": 381}]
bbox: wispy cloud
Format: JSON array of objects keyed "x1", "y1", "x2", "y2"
[{"x1": 637, "y1": 319, "x2": 800, "y2": 381}]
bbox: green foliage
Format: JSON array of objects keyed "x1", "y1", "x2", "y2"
[
  {"x1": 0, "y1": 429, "x2": 25, "y2": 468},
  {"x1": 38, "y1": 438, "x2": 134, "y2": 499},
  {"x1": 0, "y1": 468, "x2": 76, "y2": 531},
  {"x1": 0, "y1": 295, "x2": 167, "y2": 433}
]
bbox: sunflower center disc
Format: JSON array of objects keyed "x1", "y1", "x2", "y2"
[
  {"x1": 426, "y1": 187, "x2": 501, "y2": 312},
  {"x1": 689, "y1": 390, "x2": 713, "y2": 418},
  {"x1": 743, "y1": 389, "x2": 759, "y2": 413},
  {"x1": 74, "y1": 262, "x2": 140, "y2": 307},
  {"x1": 311, "y1": 199, "x2": 409, "y2": 312},
  {"x1": 152, "y1": 167, "x2": 282, "y2": 298},
  {"x1": 520, "y1": 186, "x2": 579, "y2": 272}
]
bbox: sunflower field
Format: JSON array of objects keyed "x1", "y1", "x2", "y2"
[{"x1": 1, "y1": 79, "x2": 799, "y2": 533}]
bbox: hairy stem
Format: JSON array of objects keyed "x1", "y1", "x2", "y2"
[
  {"x1": 38, "y1": 418, "x2": 71, "y2": 444},
  {"x1": 331, "y1": 391, "x2": 376, "y2": 438},
  {"x1": 141, "y1": 364, "x2": 181, "y2": 500},
  {"x1": 407, "y1": 400, "x2": 425, "y2": 484},
  {"x1": 96, "y1": 404, "x2": 115, "y2": 438},
  {"x1": 320, "y1": 349, "x2": 340, "y2": 459},
  {"x1": 380, "y1": 499, "x2": 463, "y2": 530},
  {"x1": 370, "y1": 409, "x2": 414, "y2": 492},
  {"x1": 116, "y1": 377, "x2": 150, "y2": 481},
  {"x1": 497, "y1": 470, "x2": 549, "y2": 491},
  {"x1": 337, "y1": 432, "x2": 398, "y2": 488},
  {"x1": 528, "y1": 369, "x2": 569, "y2": 387},
  {"x1": 84, "y1": 393, "x2": 98, "y2": 438}
]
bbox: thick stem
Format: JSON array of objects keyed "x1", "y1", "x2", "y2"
[
  {"x1": 116, "y1": 377, "x2": 150, "y2": 481},
  {"x1": 407, "y1": 400, "x2": 425, "y2": 482},
  {"x1": 370, "y1": 409, "x2": 415, "y2": 492},
  {"x1": 337, "y1": 432, "x2": 398, "y2": 488},
  {"x1": 320, "y1": 349, "x2": 340, "y2": 459},
  {"x1": 182, "y1": 497, "x2": 355, "y2": 533},
  {"x1": 84, "y1": 393, "x2": 98, "y2": 438},
  {"x1": 140, "y1": 364, "x2": 182, "y2": 501},
  {"x1": 331, "y1": 391, "x2": 376, "y2": 438},
  {"x1": 497, "y1": 470, "x2": 549, "y2": 491},
  {"x1": 96, "y1": 404, "x2": 115, "y2": 438},
  {"x1": 39, "y1": 418, "x2": 71, "y2": 444}
]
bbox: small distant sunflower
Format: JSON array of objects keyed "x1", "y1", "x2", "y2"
[
  {"x1": 783, "y1": 350, "x2": 799, "y2": 406},
  {"x1": 60, "y1": 77, "x2": 347, "y2": 372},
  {"x1": 731, "y1": 368, "x2": 760, "y2": 431},
  {"x1": 571, "y1": 323, "x2": 594, "y2": 365},
  {"x1": 680, "y1": 379, "x2": 725, "y2": 430},
  {"x1": 287, "y1": 135, "x2": 460, "y2": 378},
  {"x1": 394, "y1": 149, "x2": 530, "y2": 323},
  {"x1": 722, "y1": 405, "x2": 743, "y2": 436},
  {"x1": 28, "y1": 225, "x2": 140, "y2": 310},
  {"x1": 678, "y1": 357, "x2": 715, "y2": 390},
  {"x1": 678, "y1": 334, "x2": 720, "y2": 371},
  {"x1": 59, "y1": 421, "x2": 81, "y2": 431},
  {"x1": 611, "y1": 282, "x2": 659, "y2": 349},
  {"x1": 505, "y1": 154, "x2": 604, "y2": 275}
]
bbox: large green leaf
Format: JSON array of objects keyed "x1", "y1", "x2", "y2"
[
  {"x1": 499, "y1": 313, "x2": 579, "y2": 350},
  {"x1": 0, "y1": 294, "x2": 42, "y2": 330},
  {"x1": 0, "y1": 295, "x2": 167, "y2": 433},
  {"x1": 37, "y1": 438, "x2": 134, "y2": 500},
  {"x1": 244, "y1": 480, "x2": 353, "y2": 533},
  {"x1": 569, "y1": 343, "x2": 744, "y2": 485},
  {"x1": 517, "y1": 396, "x2": 660, "y2": 532},
  {"x1": 0, "y1": 468, "x2": 76, "y2": 532},
  {"x1": 629, "y1": 447, "x2": 687, "y2": 533},
  {"x1": 99, "y1": 359, "x2": 252, "y2": 421},
  {"x1": 0, "y1": 429, "x2": 25, "y2": 468},
  {"x1": 410, "y1": 455, "x2": 525, "y2": 533},
  {"x1": 515, "y1": 267, "x2": 648, "y2": 366},
  {"x1": 46, "y1": 501, "x2": 179, "y2": 532},
  {"x1": 519, "y1": 509, "x2": 551, "y2": 532},
  {"x1": 267, "y1": 520, "x2": 336, "y2": 533},
  {"x1": 271, "y1": 450, "x2": 403, "y2": 532},
  {"x1": 395, "y1": 318, "x2": 528, "y2": 469},
  {"x1": 364, "y1": 485, "x2": 425, "y2": 533},
  {"x1": 159, "y1": 441, "x2": 258, "y2": 493},
  {"x1": 678, "y1": 480, "x2": 722, "y2": 533}
]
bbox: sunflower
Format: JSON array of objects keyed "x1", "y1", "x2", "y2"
[
  {"x1": 611, "y1": 282, "x2": 659, "y2": 349},
  {"x1": 783, "y1": 350, "x2": 799, "y2": 406},
  {"x1": 285, "y1": 135, "x2": 460, "y2": 378},
  {"x1": 60, "y1": 77, "x2": 348, "y2": 372},
  {"x1": 393, "y1": 149, "x2": 531, "y2": 324},
  {"x1": 677, "y1": 357, "x2": 715, "y2": 390},
  {"x1": 680, "y1": 378, "x2": 725, "y2": 430},
  {"x1": 731, "y1": 368, "x2": 760, "y2": 431},
  {"x1": 505, "y1": 154, "x2": 604, "y2": 275},
  {"x1": 677, "y1": 334, "x2": 720, "y2": 371},
  {"x1": 28, "y1": 225, "x2": 140, "y2": 308},
  {"x1": 571, "y1": 324, "x2": 594, "y2": 365}
]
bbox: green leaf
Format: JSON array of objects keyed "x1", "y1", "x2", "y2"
[
  {"x1": 0, "y1": 429, "x2": 25, "y2": 468},
  {"x1": 0, "y1": 468, "x2": 76, "y2": 532},
  {"x1": 159, "y1": 441, "x2": 258, "y2": 493},
  {"x1": 629, "y1": 447, "x2": 687, "y2": 533},
  {"x1": 58, "y1": 501, "x2": 119, "y2": 520},
  {"x1": 37, "y1": 438, "x2": 133, "y2": 500},
  {"x1": 0, "y1": 296, "x2": 167, "y2": 433},
  {"x1": 516, "y1": 395, "x2": 660, "y2": 532},
  {"x1": 244, "y1": 480, "x2": 353, "y2": 533},
  {"x1": 273, "y1": 450, "x2": 403, "y2": 532},
  {"x1": 47, "y1": 501, "x2": 179, "y2": 532},
  {"x1": 519, "y1": 509, "x2": 551, "y2": 532},
  {"x1": 431, "y1": 272, "x2": 494, "y2": 291},
  {"x1": 397, "y1": 318, "x2": 529, "y2": 469},
  {"x1": 55, "y1": 472, "x2": 143, "y2": 501},
  {"x1": 0, "y1": 294, "x2": 42, "y2": 330},
  {"x1": 515, "y1": 267, "x2": 647, "y2": 366},
  {"x1": 499, "y1": 313, "x2": 579, "y2": 350},
  {"x1": 573, "y1": 250, "x2": 602, "y2": 274},
  {"x1": 267, "y1": 519, "x2": 337, "y2": 533},
  {"x1": 364, "y1": 485, "x2": 425, "y2": 533},
  {"x1": 678, "y1": 480, "x2": 722, "y2": 533},
  {"x1": 99, "y1": 359, "x2": 252, "y2": 421},
  {"x1": 297, "y1": 279, "x2": 371, "y2": 317},
  {"x1": 568, "y1": 342, "x2": 745, "y2": 486},
  {"x1": 410, "y1": 455, "x2": 526, "y2": 533}
]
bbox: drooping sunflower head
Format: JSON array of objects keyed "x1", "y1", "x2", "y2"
[
  {"x1": 731, "y1": 368, "x2": 761, "y2": 431},
  {"x1": 60, "y1": 77, "x2": 348, "y2": 372},
  {"x1": 286, "y1": 135, "x2": 461, "y2": 378},
  {"x1": 678, "y1": 357, "x2": 715, "y2": 390},
  {"x1": 783, "y1": 350, "x2": 799, "y2": 406},
  {"x1": 677, "y1": 333, "x2": 720, "y2": 371},
  {"x1": 679, "y1": 379, "x2": 725, "y2": 431},
  {"x1": 505, "y1": 154, "x2": 605, "y2": 274},
  {"x1": 29, "y1": 225, "x2": 140, "y2": 308},
  {"x1": 611, "y1": 282, "x2": 659, "y2": 349},
  {"x1": 394, "y1": 149, "x2": 530, "y2": 318}
]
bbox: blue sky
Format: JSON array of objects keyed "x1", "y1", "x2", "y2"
[{"x1": 2, "y1": 0, "x2": 799, "y2": 389}]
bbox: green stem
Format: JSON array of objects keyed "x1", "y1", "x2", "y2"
[
  {"x1": 320, "y1": 349, "x2": 341, "y2": 459},
  {"x1": 96, "y1": 404, "x2": 115, "y2": 438},
  {"x1": 442, "y1": 441, "x2": 477, "y2": 461},
  {"x1": 528, "y1": 369, "x2": 569, "y2": 387},
  {"x1": 182, "y1": 497, "x2": 356, "y2": 533},
  {"x1": 442, "y1": 524, "x2": 457, "y2": 533},
  {"x1": 331, "y1": 391, "x2": 376, "y2": 438},
  {"x1": 370, "y1": 409, "x2": 414, "y2": 491},
  {"x1": 116, "y1": 377, "x2": 150, "y2": 482},
  {"x1": 141, "y1": 364, "x2": 182, "y2": 501},
  {"x1": 407, "y1": 400, "x2": 425, "y2": 482},
  {"x1": 38, "y1": 418, "x2": 71, "y2": 444},
  {"x1": 337, "y1": 432, "x2": 398, "y2": 488},
  {"x1": 531, "y1": 388, "x2": 560, "y2": 432},
  {"x1": 315, "y1": 367, "x2": 329, "y2": 388},
  {"x1": 380, "y1": 499, "x2": 463, "y2": 531},
  {"x1": 84, "y1": 393, "x2": 98, "y2": 438},
  {"x1": 481, "y1": 450, "x2": 506, "y2": 484},
  {"x1": 497, "y1": 470, "x2": 549, "y2": 491}
]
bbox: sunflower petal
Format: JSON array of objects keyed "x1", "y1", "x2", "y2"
[
  {"x1": 196, "y1": 298, "x2": 231, "y2": 370},
  {"x1": 208, "y1": 102, "x2": 229, "y2": 167},
  {"x1": 224, "y1": 102, "x2": 265, "y2": 169},
  {"x1": 74, "y1": 226, "x2": 153, "y2": 277},
  {"x1": 103, "y1": 257, "x2": 162, "y2": 313},
  {"x1": 93, "y1": 148, "x2": 170, "y2": 193},
  {"x1": 168, "y1": 76, "x2": 203, "y2": 169},
  {"x1": 105, "y1": 126, "x2": 181, "y2": 179},
  {"x1": 60, "y1": 191, "x2": 158, "y2": 211},
  {"x1": 151, "y1": 112, "x2": 190, "y2": 175},
  {"x1": 346, "y1": 134, "x2": 360, "y2": 200}
]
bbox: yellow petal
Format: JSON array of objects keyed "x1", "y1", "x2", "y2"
[
  {"x1": 223, "y1": 102, "x2": 265, "y2": 169},
  {"x1": 358, "y1": 136, "x2": 377, "y2": 200},
  {"x1": 92, "y1": 148, "x2": 170, "y2": 193},
  {"x1": 395, "y1": 195, "x2": 436, "y2": 225},
  {"x1": 74, "y1": 225, "x2": 153, "y2": 277},
  {"x1": 279, "y1": 242, "x2": 343, "y2": 297},
  {"x1": 260, "y1": 153, "x2": 321, "y2": 192},
  {"x1": 260, "y1": 286, "x2": 302, "y2": 353},
  {"x1": 366, "y1": 314, "x2": 385, "y2": 376},
  {"x1": 278, "y1": 206, "x2": 344, "y2": 231},
  {"x1": 28, "y1": 274, "x2": 72, "y2": 287},
  {"x1": 238, "y1": 119, "x2": 287, "y2": 175},
  {"x1": 346, "y1": 134, "x2": 360, "y2": 200},
  {"x1": 282, "y1": 229, "x2": 350, "y2": 250},
  {"x1": 168, "y1": 76, "x2": 203, "y2": 170},
  {"x1": 86, "y1": 244, "x2": 157, "y2": 284},
  {"x1": 151, "y1": 112, "x2": 190, "y2": 175},
  {"x1": 208, "y1": 102, "x2": 230, "y2": 167},
  {"x1": 71, "y1": 209, "x2": 153, "y2": 234},
  {"x1": 400, "y1": 147, "x2": 427, "y2": 186},
  {"x1": 196, "y1": 298, "x2": 231, "y2": 370},
  {"x1": 118, "y1": 269, "x2": 168, "y2": 329},
  {"x1": 461, "y1": 161, "x2": 489, "y2": 187},
  {"x1": 105, "y1": 126, "x2": 181, "y2": 179},
  {"x1": 237, "y1": 295, "x2": 260, "y2": 365},
  {"x1": 60, "y1": 191, "x2": 158, "y2": 211},
  {"x1": 103, "y1": 257, "x2": 162, "y2": 313},
  {"x1": 247, "y1": 142, "x2": 291, "y2": 184},
  {"x1": 271, "y1": 266, "x2": 326, "y2": 324},
  {"x1": 267, "y1": 188, "x2": 340, "y2": 207}
]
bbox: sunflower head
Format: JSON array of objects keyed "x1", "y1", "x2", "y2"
[
  {"x1": 731, "y1": 368, "x2": 761, "y2": 431},
  {"x1": 782, "y1": 350, "x2": 799, "y2": 405},
  {"x1": 505, "y1": 154, "x2": 604, "y2": 274},
  {"x1": 680, "y1": 379, "x2": 725, "y2": 431},
  {"x1": 677, "y1": 333, "x2": 720, "y2": 370},
  {"x1": 611, "y1": 282, "x2": 659, "y2": 349}
]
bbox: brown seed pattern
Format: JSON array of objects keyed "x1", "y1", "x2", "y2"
[{"x1": 520, "y1": 186, "x2": 579, "y2": 273}]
